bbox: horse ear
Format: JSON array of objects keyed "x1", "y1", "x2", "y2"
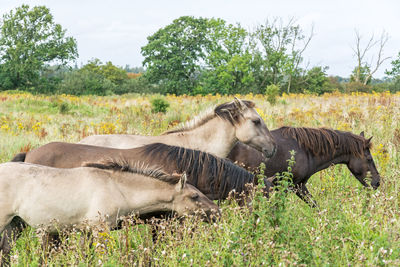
[
  {"x1": 367, "y1": 136, "x2": 373, "y2": 143},
  {"x1": 179, "y1": 172, "x2": 187, "y2": 190},
  {"x1": 360, "y1": 131, "x2": 365, "y2": 137},
  {"x1": 233, "y1": 97, "x2": 245, "y2": 110}
]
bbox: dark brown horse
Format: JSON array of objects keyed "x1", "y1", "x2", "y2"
[
  {"x1": 12, "y1": 142, "x2": 255, "y2": 201},
  {"x1": 227, "y1": 127, "x2": 381, "y2": 206}
]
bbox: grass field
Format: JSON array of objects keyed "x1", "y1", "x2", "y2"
[{"x1": 0, "y1": 91, "x2": 399, "y2": 266}]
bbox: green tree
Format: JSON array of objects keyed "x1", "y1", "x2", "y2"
[
  {"x1": 385, "y1": 52, "x2": 400, "y2": 78},
  {"x1": 385, "y1": 51, "x2": 400, "y2": 92},
  {"x1": 141, "y1": 16, "x2": 211, "y2": 95},
  {"x1": 197, "y1": 20, "x2": 254, "y2": 94},
  {"x1": 304, "y1": 66, "x2": 330, "y2": 94},
  {"x1": 0, "y1": 5, "x2": 78, "y2": 90},
  {"x1": 350, "y1": 65, "x2": 371, "y2": 85},
  {"x1": 81, "y1": 58, "x2": 128, "y2": 84},
  {"x1": 251, "y1": 18, "x2": 313, "y2": 93}
]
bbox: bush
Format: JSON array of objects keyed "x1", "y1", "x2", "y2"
[
  {"x1": 58, "y1": 70, "x2": 115, "y2": 96},
  {"x1": 388, "y1": 77, "x2": 400, "y2": 93},
  {"x1": 344, "y1": 81, "x2": 372, "y2": 93},
  {"x1": 114, "y1": 76, "x2": 153, "y2": 95},
  {"x1": 151, "y1": 97, "x2": 170, "y2": 113},
  {"x1": 265, "y1": 84, "x2": 280, "y2": 105}
]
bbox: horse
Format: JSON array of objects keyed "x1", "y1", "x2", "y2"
[
  {"x1": 227, "y1": 127, "x2": 381, "y2": 206},
  {"x1": 78, "y1": 98, "x2": 277, "y2": 159},
  {"x1": 0, "y1": 161, "x2": 219, "y2": 264},
  {"x1": 11, "y1": 142, "x2": 255, "y2": 201}
]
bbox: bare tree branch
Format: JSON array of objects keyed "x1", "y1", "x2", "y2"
[
  {"x1": 364, "y1": 31, "x2": 391, "y2": 84},
  {"x1": 351, "y1": 29, "x2": 391, "y2": 84}
]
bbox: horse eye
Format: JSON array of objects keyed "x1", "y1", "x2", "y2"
[
  {"x1": 252, "y1": 118, "x2": 261, "y2": 125},
  {"x1": 190, "y1": 193, "x2": 199, "y2": 200}
]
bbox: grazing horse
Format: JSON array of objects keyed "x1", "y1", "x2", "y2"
[
  {"x1": 228, "y1": 127, "x2": 381, "y2": 206},
  {"x1": 0, "y1": 161, "x2": 218, "y2": 264},
  {"x1": 12, "y1": 142, "x2": 255, "y2": 201},
  {"x1": 78, "y1": 98, "x2": 277, "y2": 158}
]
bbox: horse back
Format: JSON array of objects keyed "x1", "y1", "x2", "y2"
[
  {"x1": 24, "y1": 142, "x2": 127, "y2": 168},
  {"x1": 10, "y1": 152, "x2": 26, "y2": 162}
]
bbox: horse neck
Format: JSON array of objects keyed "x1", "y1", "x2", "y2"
[
  {"x1": 158, "y1": 116, "x2": 237, "y2": 158},
  {"x1": 114, "y1": 174, "x2": 174, "y2": 215},
  {"x1": 312, "y1": 148, "x2": 350, "y2": 173}
]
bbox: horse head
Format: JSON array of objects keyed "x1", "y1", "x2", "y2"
[
  {"x1": 347, "y1": 131, "x2": 381, "y2": 189},
  {"x1": 216, "y1": 98, "x2": 276, "y2": 158},
  {"x1": 171, "y1": 173, "x2": 220, "y2": 222}
]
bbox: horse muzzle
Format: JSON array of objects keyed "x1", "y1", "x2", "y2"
[{"x1": 262, "y1": 143, "x2": 277, "y2": 159}]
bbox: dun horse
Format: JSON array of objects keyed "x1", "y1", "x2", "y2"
[
  {"x1": 228, "y1": 127, "x2": 381, "y2": 206},
  {"x1": 0, "y1": 161, "x2": 218, "y2": 263},
  {"x1": 78, "y1": 98, "x2": 276, "y2": 158},
  {"x1": 12, "y1": 142, "x2": 255, "y2": 200}
]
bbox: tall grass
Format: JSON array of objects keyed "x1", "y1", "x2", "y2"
[{"x1": 0, "y1": 91, "x2": 399, "y2": 265}]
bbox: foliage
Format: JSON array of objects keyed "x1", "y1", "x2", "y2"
[
  {"x1": 385, "y1": 51, "x2": 400, "y2": 78},
  {"x1": 114, "y1": 76, "x2": 154, "y2": 95},
  {"x1": 141, "y1": 16, "x2": 211, "y2": 95},
  {"x1": 80, "y1": 58, "x2": 128, "y2": 85},
  {"x1": 303, "y1": 66, "x2": 330, "y2": 94},
  {"x1": 344, "y1": 81, "x2": 372, "y2": 93},
  {"x1": 265, "y1": 84, "x2": 280, "y2": 104},
  {"x1": 350, "y1": 65, "x2": 372, "y2": 85},
  {"x1": 58, "y1": 69, "x2": 115, "y2": 95},
  {"x1": 0, "y1": 5, "x2": 77, "y2": 90},
  {"x1": 141, "y1": 16, "x2": 313, "y2": 95},
  {"x1": 197, "y1": 20, "x2": 255, "y2": 94},
  {"x1": 251, "y1": 18, "x2": 312, "y2": 94},
  {"x1": 150, "y1": 97, "x2": 170, "y2": 113},
  {"x1": 385, "y1": 52, "x2": 400, "y2": 92}
]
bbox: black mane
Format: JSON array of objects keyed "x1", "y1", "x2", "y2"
[
  {"x1": 279, "y1": 126, "x2": 371, "y2": 157},
  {"x1": 138, "y1": 143, "x2": 255, "y2": 199}
]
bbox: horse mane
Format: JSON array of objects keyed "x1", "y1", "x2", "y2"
[
  {"x1": 280, "y1": 126, "x2": 372, "y2": 157},
  {"x1": 163, "y1": 99, "x2": 255, "y2": 135},
  {"x1": 137, "y1": 143, "x2": 255, "y2": 198},
  {"x1": 83, "y1": 159, "x2": 180, "y2": 185}
]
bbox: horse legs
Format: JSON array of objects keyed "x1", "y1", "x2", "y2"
[
  {"x1": 0, "y1": 217, "x2": 26, "y2": 266},
  {"x1": 40, "y1": 232, "x2": 62, "y2": 266},
  {"x1": 294, "y1": 183, "x2": 318, "y2": 208}
]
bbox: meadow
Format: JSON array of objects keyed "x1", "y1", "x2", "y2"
[{"x1": 0, "y1": 91, "x2": 399, "y2": 266}]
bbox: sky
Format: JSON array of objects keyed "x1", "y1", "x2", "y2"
[{"x1": 1, "y1": 0, "x2": 400, "y2": 78}]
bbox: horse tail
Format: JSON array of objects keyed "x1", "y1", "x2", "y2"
[{"x1": 10, "y1": 152, "x2": 26, "y2": 162}]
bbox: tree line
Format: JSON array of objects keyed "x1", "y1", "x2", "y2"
[{"x1": 0, "y1": 5, "x2": 399, "y2": 96}]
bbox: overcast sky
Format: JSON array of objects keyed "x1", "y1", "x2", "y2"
[{"x1": 2, "y1": 0, "x2": 400, "y2": 77}]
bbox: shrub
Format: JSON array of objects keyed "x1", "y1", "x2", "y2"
[
  {"x1": 151, "y1": 97, "x2": 170, "y2": 113},
  {"x1": 114, "y1": 76, "x2": 153, "y2": 95},
  {"x1": 265, "y1": 84, "x2": 280, "y2": 105},
  {"x1": 344, "y1": 81, "x2": 372, "y2": 93},
  {"x1": 58, "y1": 70, "x2": 115, "y2": 96}
]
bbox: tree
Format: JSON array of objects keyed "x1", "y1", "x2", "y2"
[
  {"x1": 351, "y1": 30, "x2": 390, "y2": 85},
  {"x1": 304, "y1": 66, "x2": 330, "y2": 94},
  {"x1": 251, "y1": 17, "x2": 314, "y2": 93},
  {"x1": 385, "y1": 51, "x2": 400, "y2": 78},
  {"x1": 197, "y1": 20, "x2": 255, "y2": 94},
  {"x1": 350, "y1": 65, "x2": 371, "y2": 84},
  {"x1": 81, "y1": 58, "x2": 128, "y2": 84},
  {"x1": 141, "y1": 16, "x2": 211, "y2": 94},
  {"x1": 0, "y1": 5, "x2": 78, "y2": 89},
  {"x1": 385, "y1": 51, "x2": 400, "y2": 92}
]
